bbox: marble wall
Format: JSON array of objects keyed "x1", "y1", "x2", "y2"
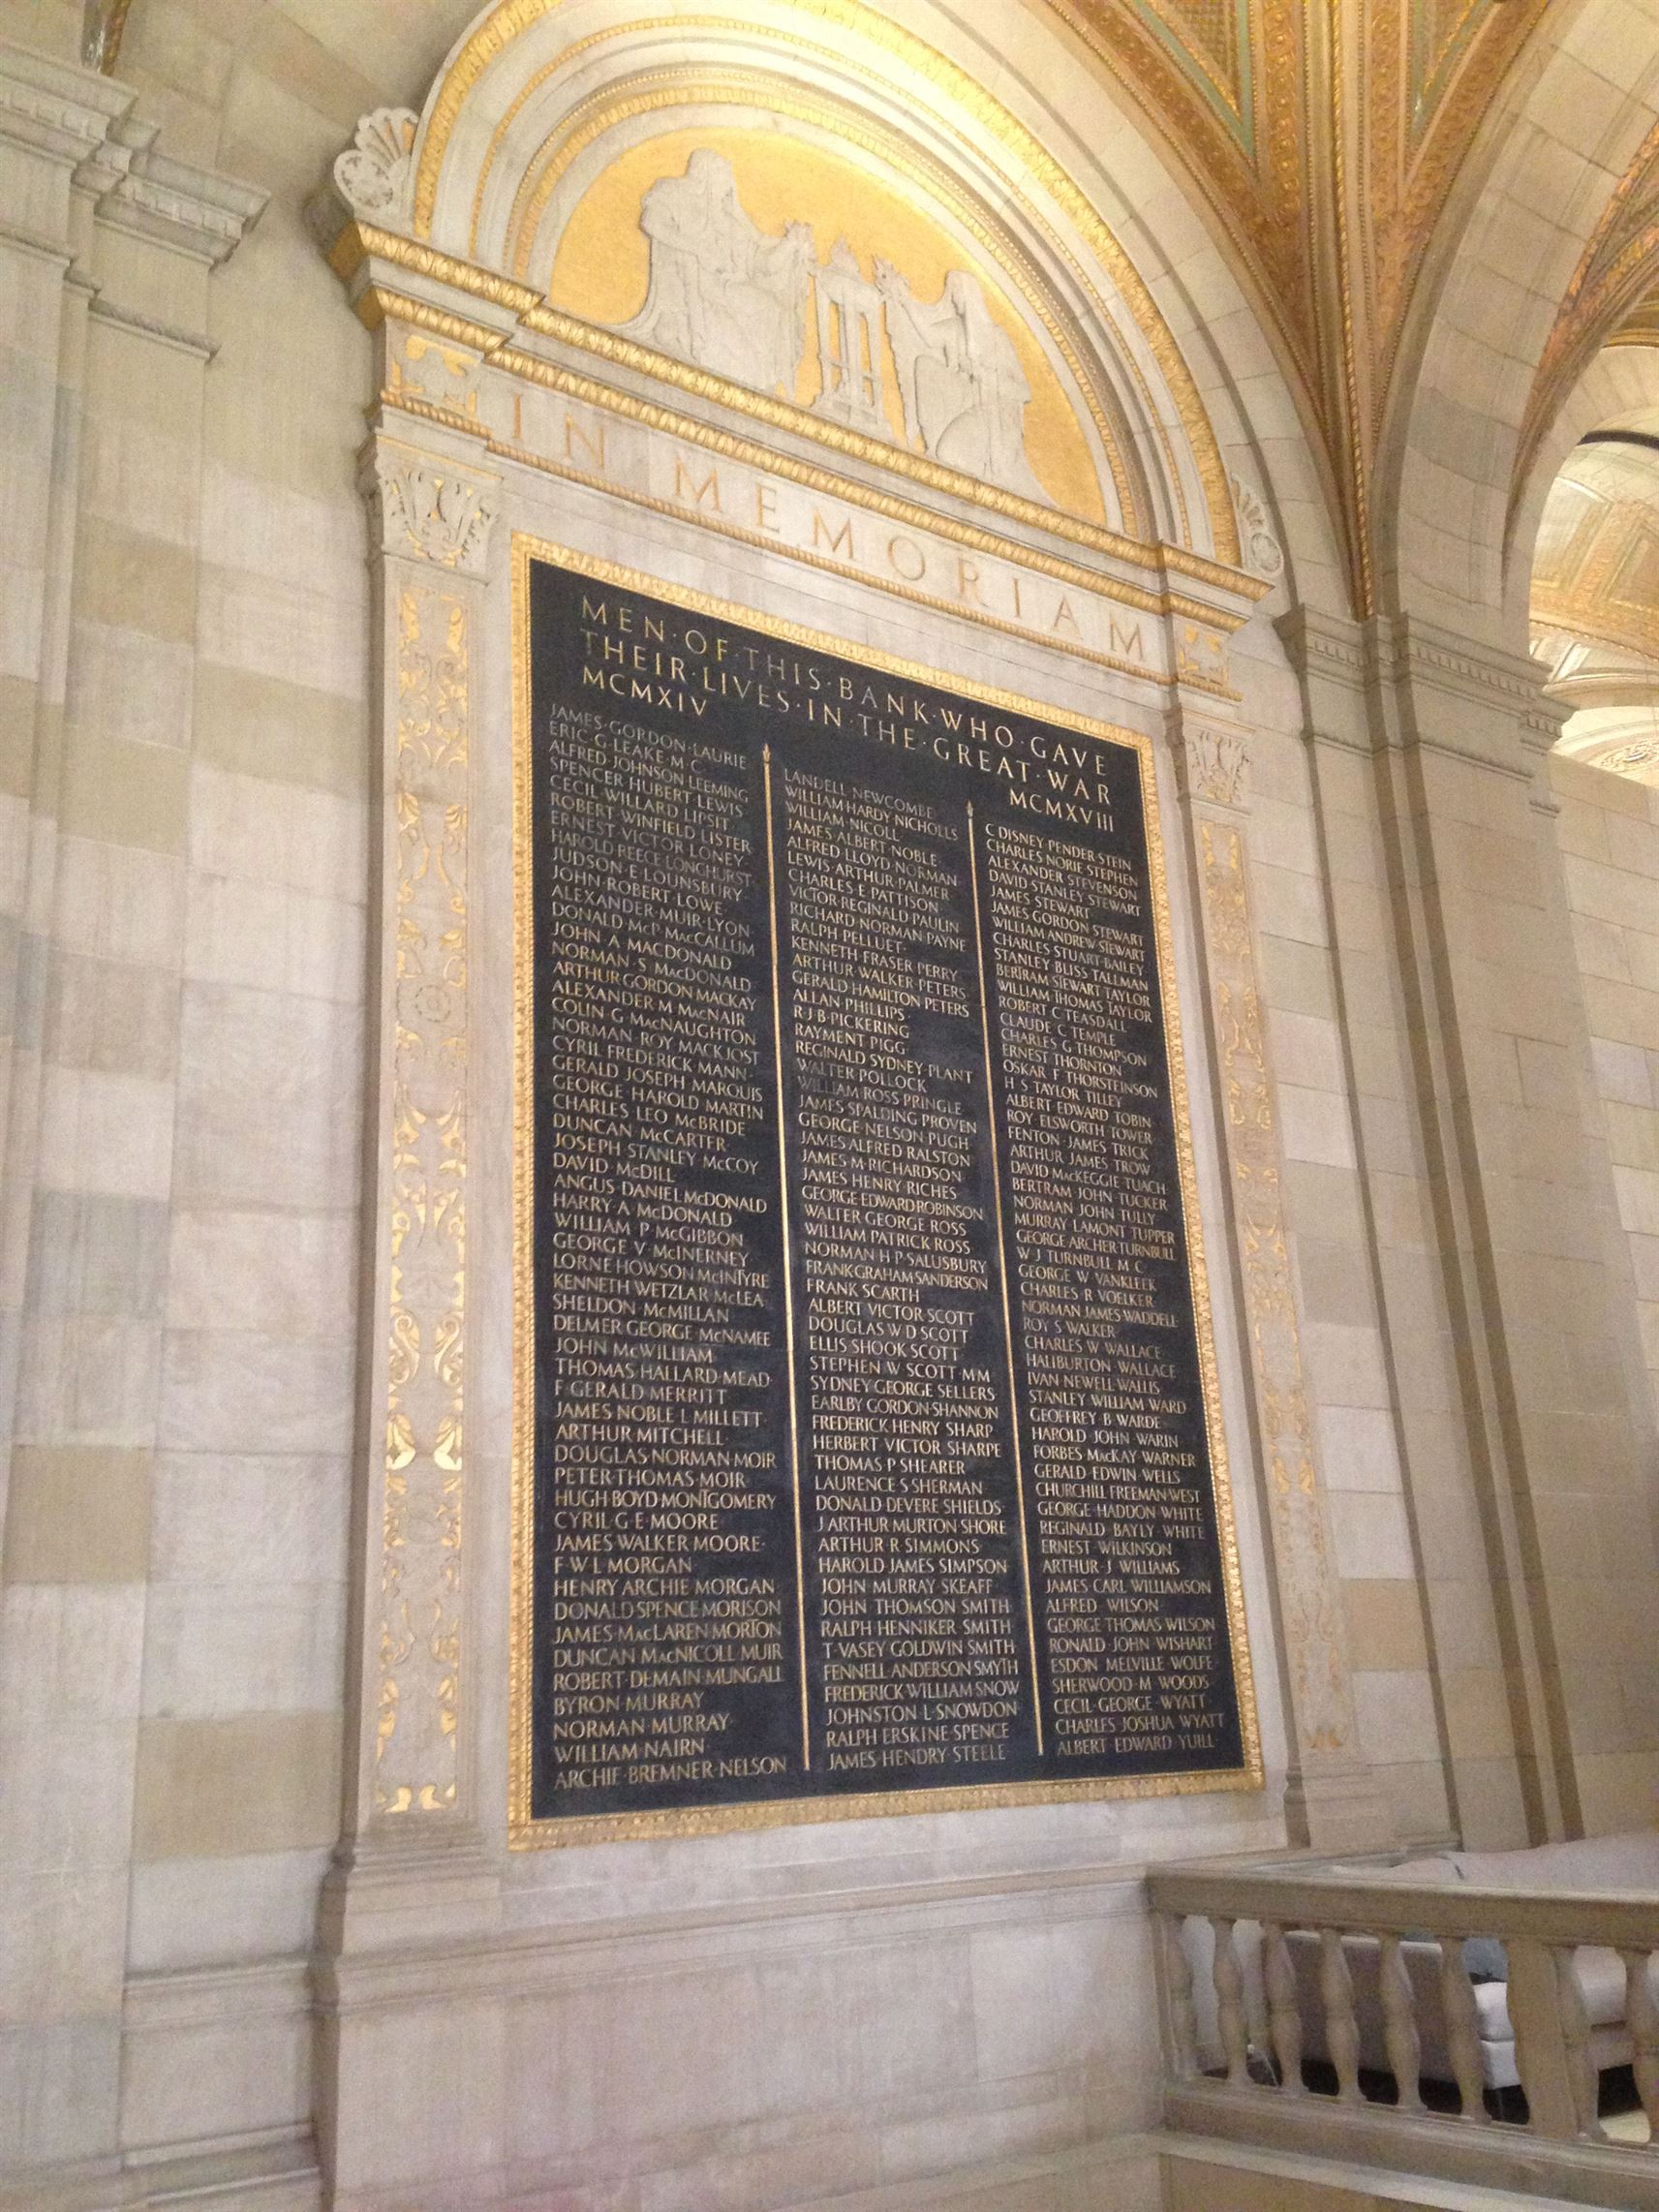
[{"x1": 1554, "y1": 752, "x2": 1659, "y2": 1429}]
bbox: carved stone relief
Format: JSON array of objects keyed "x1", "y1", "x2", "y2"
[
  {"x1": 611, "y1": 151, "x2": 1052, "y2": 505},
  {"x1": 370, "y1": 445, "x2": 500, "y2": 575},
  {"x1": 336, "y1": 106, "x2": 418, "y2": 226},
  {"x1": 1178, "y1": 722, "x2": 1251, "y2": 810},
  {"x1": 375, "y1": 578, "x2": 471, "y2": 1817},
  {"x1": 1232, "y1": 475, "x2": 1284, "y2": 582},
  {"x1": 1198, "y1": 819, "x2": 1356, "y2": 1762}
]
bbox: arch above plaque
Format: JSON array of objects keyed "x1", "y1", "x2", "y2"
[
  {"x1": 309, "y1": 0, "x2": 1303, "y2": 1849},
  {"x1": 315, "y1": 0, "x2": 1258, "y2": 582}
]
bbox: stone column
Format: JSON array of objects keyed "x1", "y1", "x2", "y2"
[
  {"x1": 0, "y1": 43, "x2": 264, "y2": 2185},
  {"x1": 1166, "y1": 698, "x2": 1392, "y2": 1850},
  {"x1": 1279, "y1": 608, "x2": 1532, "y2": 1848},
  {"x1": 1350, "y1": 615, "x2": 1659, "y2": 1839}
]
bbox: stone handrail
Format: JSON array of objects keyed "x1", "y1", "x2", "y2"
[{"x1": 1149, "y1": 1855, "x2": 1659, "y2": 2209}]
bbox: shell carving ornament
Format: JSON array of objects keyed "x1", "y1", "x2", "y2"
[{"x1": 336, "y1": 107, "x2": 418, "y2": 224}]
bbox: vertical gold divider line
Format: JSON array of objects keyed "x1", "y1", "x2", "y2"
[
  {"x1": 763, "y1": 744, "x2": 812, "y2": 1773},
  {"x1": 968, "y1": 803, "x2": 1044, "y2": 1756}
]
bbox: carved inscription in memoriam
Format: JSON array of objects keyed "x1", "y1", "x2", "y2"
[{"x1": 515, "y1": 549, "x2": 1254, "y2": 1839}]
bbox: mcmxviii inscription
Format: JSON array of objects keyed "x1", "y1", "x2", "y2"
[{"x1": 512, "y1": 543, "x2": 1258, "y2": 1844}]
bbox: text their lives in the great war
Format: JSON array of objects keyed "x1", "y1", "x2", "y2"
[{"x1": 523, "y1": 554, "x2": 1246, "y2": 1829}]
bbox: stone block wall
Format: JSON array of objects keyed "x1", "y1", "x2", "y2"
[{"x1": 1552, "y1": 751, "x2": 1659, "y2": 1429}]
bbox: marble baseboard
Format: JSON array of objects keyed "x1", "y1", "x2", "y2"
[
  {"x1": 318, "y1": 1859, "x2": 1166, "y2": 2210},
  {"x1": 0, "y1": 2130, "x2": 320, "y2": 2212}
]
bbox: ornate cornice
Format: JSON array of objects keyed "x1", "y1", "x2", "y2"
[{"x1": 327, "y1": 224, "x2": 1269, "y2": 612}]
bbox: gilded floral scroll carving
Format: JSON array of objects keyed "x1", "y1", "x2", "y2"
[
  {"x1": 1200, "y1": 819, "x2": 1354, "y2": 1759},
  {"x1": 375, "y1": 583, "x2": 469, "y2": 1817}
]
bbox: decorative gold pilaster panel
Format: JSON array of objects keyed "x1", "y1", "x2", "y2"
[
  {"x1": 1195, "y1": 813, "x2": 1354, "y2": 1761},
  {"x1": 372, "y1": 580, "x2": 471, "y2": 1818},
  {"x1": 1170, "y1": 714, "x2": 1372, "y2": 1837}
]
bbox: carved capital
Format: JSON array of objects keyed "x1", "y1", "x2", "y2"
[
  {"x1": 1175, "y1": 720, "x2": 1251, "y2": 812},
  {"x1": 336, "y1": 107, "x2": 418, "y2": 228},
  {"x1": 367, "y1": 445, "x2": 500, "y2": 576}
]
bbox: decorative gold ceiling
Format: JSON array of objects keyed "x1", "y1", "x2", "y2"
[{"x1": 1043, "y1": 0, "x2": 1554, "y2": 609}]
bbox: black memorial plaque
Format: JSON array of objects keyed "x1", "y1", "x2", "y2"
[{"x1": 517, "y1": 549, "x2": 1252, "y2": 1836}]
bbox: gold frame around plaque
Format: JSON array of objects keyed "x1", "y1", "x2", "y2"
[{"x1": 509, "y1": 532, "x2": 1262, "y2": 1848}]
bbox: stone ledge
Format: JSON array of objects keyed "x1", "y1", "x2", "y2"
[{"x1": 319, "y1": 1854, "x2": 1156, "y2": 2014}]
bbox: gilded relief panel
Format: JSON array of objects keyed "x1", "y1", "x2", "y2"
[
  {"x1": 544, "y1": 126, "x2": 1108, "y2": 526},
  {"x1": 375, "y1": 582, "x2": 471, "y2": 1816}
]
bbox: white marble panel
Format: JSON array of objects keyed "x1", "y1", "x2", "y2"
[
  {"x1": 0, "y1": 2017, "x2": 121, "y2": 2168},
  {"x1": 188, "y1": 761, "x2": 366, "y2": 898},
  {"x1": 184, "y1": 869, "x2": 365, "y2": 1002},
  {"x1": 1315, "y1": 1403, "x2": 1404, "y2": 1493},
  {"x1": 0, "y1": 1867, "x2": 127, "y2": 2024},
  {"x1": 0, "y1": 555, "x2": 47, "y2": 683},
  {"x1": 198, "y1": 564, "x2": 367, "y2": 700},
  {"x1": 157, "y1": 1327, "x2": 355, "y2": 1456},
  {"x1": 139, "y1": 1582, "x2": 346, "y2": 1718},
  {"x1": 79, "y1": 410, "x2": 202, "y2": 552},
  {"x1": 200, "y1": 456, "x2": 372, "y2": 585},
  {"x1": 1353, "y1": 1669, "x2": 1444, "y2": 1767},
  {"x1": 15, "y1": 1312, "x2": 162, "y2": 1445},
  {"x1": 121, "y1": 1962, "x2": 313, "y2": 2148},
  {"x1": 1329, "y1": 1490, "x2": 1416, "y2": 1582},
  {"x1": 67, "y1": 618, "x2": 196, "y2": 751},
  {"x1": 171, "y1": 979, "x2": 362, "y2": 1209},
  {"x1": 51, "y1": 835, "x2": 186, "y2": 968},
  {"x1": 1275, "y1": 1083, "x2": 1360, "y2": 1170},
  {"x1": 166, "y1": 1207, "x2": 355, "y2": 1336},
  {"x1": 34, "y1": 1065, "x2": 175, "y2": 1198},
  {"x1": 127, "y1": 1847, "x2": 332, "y2": 1972},
  {"x1": 148, "y1": 1451, "x2": 349, "y2": 1587}
]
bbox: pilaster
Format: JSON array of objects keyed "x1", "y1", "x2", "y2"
[
  {"x1": 321, "y1": 330, "x2": 504, "y2": 1964},
  {"x1": 0, "y1": 41, "x2": 265, "y2": 2192},
  {"x1": 1282, "y1": 602, "x2": 1659, "y2": 1844},
  {"x1": 1166, "y1": 693, "x2": 1391, "y2": 1851}
]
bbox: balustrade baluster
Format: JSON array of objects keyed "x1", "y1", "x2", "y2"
[
  {"x1": 1378, "y1": 1931, "x2": 1424, "y2": 2114},
  {"x1": 1509, "y1": 1936, "x2": 1579, "y2": 2139},
  {"x1": 1161, "y1": 1913, "x2": 1199, "y2": 2079},
  {"x1": 1554, "y1": 1947, "x2": 1605, "y2": 2141},
  {"x1": 1260, "y1": 1919, "x2": 1304, "y2": 2096},
  {"x1": 1622, "y1": 1946, "x2": 1659, "y2": 2137},
  {"x1": 1320, "y1": 1927, "x2": 1363, "y2": 2104},
  {"x1": 1213, "y1": 1916, "x2": 1250, "y2": 2085},
  {"x1": 1439, "y1": 1940, "x2": 1491, "y2": 2125}
]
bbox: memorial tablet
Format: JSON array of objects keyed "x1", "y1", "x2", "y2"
[{"x1": 511, "y1": 542, "x2": 1257, "y2": 1842}]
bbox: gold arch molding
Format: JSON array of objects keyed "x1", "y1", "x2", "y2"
[{"x1": 410, "y1": 0, "x2": 1242, "y2": 565}]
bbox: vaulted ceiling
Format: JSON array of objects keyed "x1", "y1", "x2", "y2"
[{"x1": 1042, "y1": 0, "x2": 1560, "y2": 608}]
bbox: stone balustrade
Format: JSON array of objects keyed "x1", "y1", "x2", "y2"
[{"x1": 1150, "y1": 1855, "x2": 1659, "y2": 2208}]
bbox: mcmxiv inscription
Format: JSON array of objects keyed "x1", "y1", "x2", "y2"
[{"x1": 520, "y1": 550, "x2": 1250, "y2": 1837}]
